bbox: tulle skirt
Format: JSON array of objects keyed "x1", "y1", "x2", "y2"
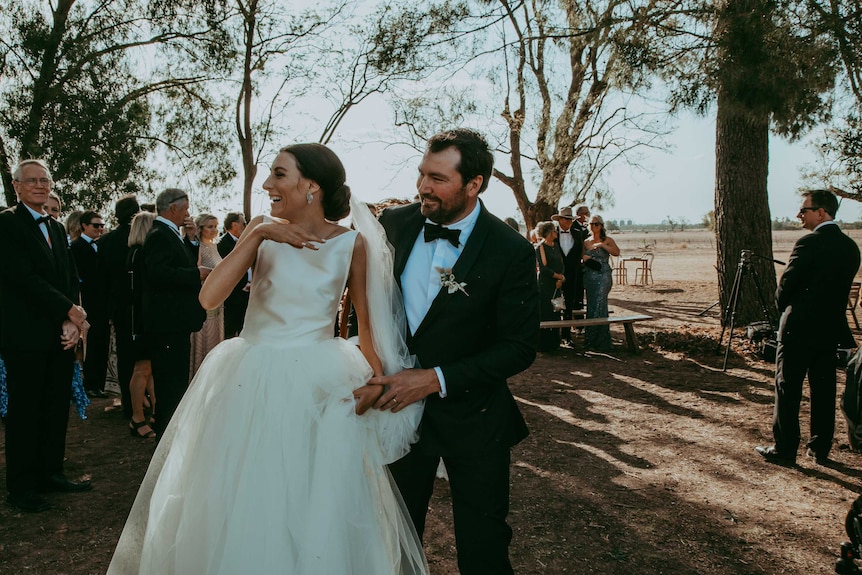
[{"x1": 107, "y1": 336, "x2": 426, "y2": 575}]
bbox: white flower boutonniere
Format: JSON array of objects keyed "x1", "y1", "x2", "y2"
[{"x1": 436, "y1": 267, "x2": 468, "y2": 296}]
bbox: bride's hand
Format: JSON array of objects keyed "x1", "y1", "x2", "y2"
[
  {"x1": 353, "y1": 385, "x2": 383, "y2": 415},
  {"x1": 257, "y1": 219, "x2": 324, "y2": 250}
]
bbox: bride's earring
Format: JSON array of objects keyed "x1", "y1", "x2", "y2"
[{"x1": 306, "y1": 191, "x2": 314, "y2": 204}]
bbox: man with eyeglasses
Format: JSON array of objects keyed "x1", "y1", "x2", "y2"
[
  {"x1": 757, "y1": 189, "x2": 860, "y2": 466},
  {"x1": 0, "y1": 159, "x2": 92, "y2": 513},
  {"x1": 71, "y1": 210, "x2": 110, "y2": 399}
]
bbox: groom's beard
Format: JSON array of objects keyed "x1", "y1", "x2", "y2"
[{"x1": 420, "y1": 186, "x2": 470, "y2": 226}]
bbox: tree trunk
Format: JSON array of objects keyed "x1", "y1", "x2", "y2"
[{"x1": 714, "y1": 89, "x2": 778, "y2": 328}]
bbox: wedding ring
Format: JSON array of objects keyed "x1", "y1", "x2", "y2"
[{"x1": 392, "y1": 398, "x2": 398, "y2": 404}]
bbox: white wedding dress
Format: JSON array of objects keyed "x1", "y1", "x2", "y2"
[{"x1": 107, "y1": 226, "x2": 427, "y2": 575}]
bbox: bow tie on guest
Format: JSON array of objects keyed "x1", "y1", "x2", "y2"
[
  {"x1": 559, "y1": 230, "x2": 570, "y2": 234},
  {"x1": 37, "y1": 216, "x2": 52, "y2": 225},
  {"x1": 424, "y1": 222, "x2": 461, "y2": 247}
]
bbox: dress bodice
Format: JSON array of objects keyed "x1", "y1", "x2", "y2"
[
  {"x1": 585, "y1": 243, "x2": 611, "y2": 271},
  {"x1": 240, "y1": 229, "x2": 358, "y2": 346},
  {"x1": 199, "y1": 242, "x2": 222, "y2": 269}
]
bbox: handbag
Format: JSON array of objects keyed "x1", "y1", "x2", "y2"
[{"x1": 551, "y1": 289, "x2": 566, "y2": 312}]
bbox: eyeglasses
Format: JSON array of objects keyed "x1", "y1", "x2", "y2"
[
  {"x1": 17, "y1": 177, "x2": 53, "y2": 186},
  {"x1": 798, "y1": 206, "x2": 819, "y2": 214},
  {"x1": 590, "y1": 222, "x2": 602, "y2": 227},
  {"x1": 87, "y1": 222, "x2": 105, "y2": 228}
]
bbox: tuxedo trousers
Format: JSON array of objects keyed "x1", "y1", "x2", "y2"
[
  {"x1": 390, "y1": 445, "x2": 514, "y2": 575},
  {"x1": 149, "y1": 332, "x2": 192, "y2": 438},
  {"x1": 83, "y1": 314, "x2": 110, "y2": 393},
  {"x1": 111, "y1": 318, "x2": 135, "y2": 419},
  {"x1": 3, "y1": 349, "x2": 74, "y2": 495},
  {"x1": 773, "y1": 341, "x2": 838, "y2": 457}
]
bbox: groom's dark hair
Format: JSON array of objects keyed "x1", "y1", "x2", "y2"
[{"x1": 426, "y1": 129, "x2": 494, "y2": 194}]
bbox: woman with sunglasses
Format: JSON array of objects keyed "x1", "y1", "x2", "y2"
[{"x1": 582, "y1": 215, "x2": 620, "y2": 350}]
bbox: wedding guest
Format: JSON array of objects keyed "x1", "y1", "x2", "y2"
[
  {"x1": 98, "y1": 194, "x2": 140, "y2": 418},
  {"x1": 140, "y1": 188, "x2": 208, "y2": 438},
  {"x1": 756, "y1": 189, "x2": 861, "y2": 465},
  {"x1": 126, "y1": 211, "x2": 157, "y2": 439},
  {"x1": 535, "y1": 221, "x2": 565, "y2": 352},
  {"x1": 71, "y1": 210, "x2": 110, "y2": 398},
  {"x1": 571, "y1": 205, "x2": 591, "y2": 308},
  {"x1": 582, "y1": 215, "x2": 620, "y2": 351},
  {"x1": 44, "y1": 192, "x2": 62, "y2": 220},
  {"x1": 65, "y1": 210, "x2": 83, "y2": 243},
  {"x1": 553, "y1": 206, "x2": 585, "y2": 345},
  {"x1": 107, "y1": 144, "x2": 426, "y2": 574},
  {"x1": 364, "y1": 128, "x2": 539, "y2": 575},
  {"x1": 190, "y1": 213, "x2": 224, "y2": 376},
  {"x1": 216, "y1": 212, "x2": 249, "y2": 338},
  {"x1": 1, "y1": 159, "x2": 91, "y2": 514}
]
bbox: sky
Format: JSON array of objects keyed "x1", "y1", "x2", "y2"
[{"x1": 232, "y1": 95, "x2": 856, "y2": 228}]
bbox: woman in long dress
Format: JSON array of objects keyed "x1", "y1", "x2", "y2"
[
  {"x1": 582, "y1": 215, "x2": 620, "y2": 351},
  {"x1": 534, "y1": 221, "x2": 565, "y2": 352},
  {"x1": 189, "y1": 213, "x2": 224, "y2": 376},
  {"x1": 107, "y1": 143, "x2": 427, "y2": 575}
]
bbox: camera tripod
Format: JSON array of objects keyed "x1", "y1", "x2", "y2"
[{"x1": 718, "y1": 250, "x2": 784, "y2": 371}]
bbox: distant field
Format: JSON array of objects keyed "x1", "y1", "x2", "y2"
[{"x1": 611, "y1": 228, "x2": 862, "y2": 282}]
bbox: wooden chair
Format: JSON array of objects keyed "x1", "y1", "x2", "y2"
[
  {"x1": 634, "y1": 253, "x2": 654, "y2": 285},
  {"x1": 849, "y1": 282, "x2": 861, "y2": 329},
  {"x1": 611, "y1": 256, "x2": 627, "y2": 285}
]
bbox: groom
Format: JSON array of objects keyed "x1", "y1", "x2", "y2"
[{"x1": 366, "y1": 128, "x2": 539, "y2": 574}]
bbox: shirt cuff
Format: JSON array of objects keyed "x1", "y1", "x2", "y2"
[{"x1": 433, "y1": 366, "x2": 447, "y2": 398}]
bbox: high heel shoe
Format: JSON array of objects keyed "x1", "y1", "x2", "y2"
[{"x1": 129, "y1": 419, "x2": 156, "y2": 439}]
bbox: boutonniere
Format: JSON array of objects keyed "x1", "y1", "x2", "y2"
[{"x1": 436, "y1": 267, "x2": 468, "y2": 296}]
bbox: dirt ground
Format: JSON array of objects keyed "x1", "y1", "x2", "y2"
[{"x1": 3, "y1": 229, "x2": 862, "y2": 575}]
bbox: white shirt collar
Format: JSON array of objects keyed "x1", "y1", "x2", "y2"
[
  {"x1": 424, "y1": 201, "x2": 481, "y2": 246},
  {"x1": 156, "y1": 215, "x2": 182, "y2": 237},
  {"x1": 814, "y1": 220, "x2": 837, "y2": 231},
  {"x1": 24, "y1": 204, "x2": 49, "y2": 220}
]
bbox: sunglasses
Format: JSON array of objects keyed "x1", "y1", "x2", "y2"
[
  {"x1": 798, "y1": 207, "x2": 819, "y2": 213},
  {"x1": 87, "y1": 222, "x2": 106, "y2": 228},
  {"x1": 590, "y1": 222, "x2": 602, "y2": 227}
]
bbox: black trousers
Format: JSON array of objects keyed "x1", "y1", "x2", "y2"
[
  {"x1": 223, "y1": 304, "x2": 246, "y2": 339},
  {"x1": 112, "y1": 318, "x2": 135, "y2": 419},
  {"x1": 773, "y1": 342, "x2": 838, "y2": 457},
  {"x1": 390, "y1": 446, "x2": 515, "y2": 575},
  {"x1": 3, "y1": 349, "x2": 74, "y2": 495},
  {"x1": 149, "y1": 332, "x2": 192, "y2": 438},
  {"x1": 83, "y1": 314, "x2": 110, "y2": 393}
]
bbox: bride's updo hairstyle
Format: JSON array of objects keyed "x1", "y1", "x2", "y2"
[{"x1": 280, "y1": 143, "x2": 351, "y2": 221}]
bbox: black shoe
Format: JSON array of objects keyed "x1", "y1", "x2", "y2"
[
  {"x1": 7, "y1": 491, "x2": 53, "y2": 513},
  {"x1": 44, "y1": 474, "x2": 92, "y2": 493},
  {"x1": 86, "y1": 389, "x2": 108, "y2": 399},
  {"x1": 806, "y1": 448, "x2": 830, "y2": 465},
  {"x1": 755, "y1": 445, "x2": 796, "y2": 465}
]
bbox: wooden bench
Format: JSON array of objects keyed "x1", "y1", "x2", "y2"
[{"x1": 540, "y1": 314, "x2": 654, "y2": 353}]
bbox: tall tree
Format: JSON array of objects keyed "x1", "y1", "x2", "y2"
[
  {"x1": 663, "y1": 0, "x2": 836, "y2": 324},
  {"x1": 0, "y1": 0, "x2": 220, "y2": 209}
]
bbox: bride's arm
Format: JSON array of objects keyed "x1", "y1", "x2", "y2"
[
  {"x1": 347, "y1": 235, "x2": 385, "y2": 414},
  {"x1": 199, "y1": 216, "x2": 266, "y2": 310}
]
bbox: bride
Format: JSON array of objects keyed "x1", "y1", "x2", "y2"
[{"x1": 107, "y1": 144, "x2": 427, "y2": 575}]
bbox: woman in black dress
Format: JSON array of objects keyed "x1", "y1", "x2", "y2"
[{"x1": 535, "y1": 221, "x2": 566, "y2": 352}]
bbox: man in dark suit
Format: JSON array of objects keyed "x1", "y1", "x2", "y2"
[
  {"x1": 552, "y1": 206, "x2": 584, "y2": 344},
  {"x1": 757, "y1": 189, "x2": 861, "y2": 465},
  {"x1": 141, "y1": 188, "x2": 208, "y2": 437},
  {"x1": 0, "y1": 159, "x2": 92, "y2": 513},
  {"x1": 216, "y1": 212, "x2": 249, "y2": 338},
  {"x1": 97, "y1": 194, "x2": 140, "y2": 417},
  {"x1": 363, "y1": 129, "x2": 539, "y2": 574},
  {"x1": 70, "y1": 210, "x2": 110, "y2": 398}
]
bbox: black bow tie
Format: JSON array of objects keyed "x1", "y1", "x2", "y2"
[
  {"x1": 424, "y1": 223, "x2": 460, "y2": 247},
  {"x1": 37, "y1": 216, "x2": 52, "y2": 225},
  {"x1": 559, "y1": 230, "x2": 570, "y2": 234}
]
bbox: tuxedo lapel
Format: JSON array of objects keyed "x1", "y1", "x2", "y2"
[
  {"x1": 411, "y1": 203, "x2": 491, "y2": 341},
  {"x1": 392, "y1": 207, "x2": 425, "y2": 288},
  {"x1": 17, "y1": 204, "x2": 54, "y2": 260}
]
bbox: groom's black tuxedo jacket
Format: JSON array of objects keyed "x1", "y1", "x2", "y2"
[
  {"x1": 776, "y1": 223, "x2": 860, "y2": 350},
  {"x1": 0, "y1": 203, "x2": 79, "y2": 352},
  {"x1": 380, "y1": 201, "x2": 539, "y2": 457},
  {"x1": 140, "y1": 220, "x2": 206, "y2": 336}
]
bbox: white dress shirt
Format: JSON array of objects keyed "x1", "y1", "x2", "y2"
[
  {"x1": 558, "y1": 227, "x2": 574, "y2": 256},
  {"x1": 401, "y1": 202, "x2": 481, "y2": 396},
  {"x1": 24, "y1": 204, "x2": 51, "y2": 245}
]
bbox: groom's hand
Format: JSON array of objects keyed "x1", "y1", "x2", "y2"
[
  {"x1": 353, "y1": 385, "x2": 383, "y2": 415},
  {"x1": 369, "y1": 369, "x2": 440, "y2": 413}
]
